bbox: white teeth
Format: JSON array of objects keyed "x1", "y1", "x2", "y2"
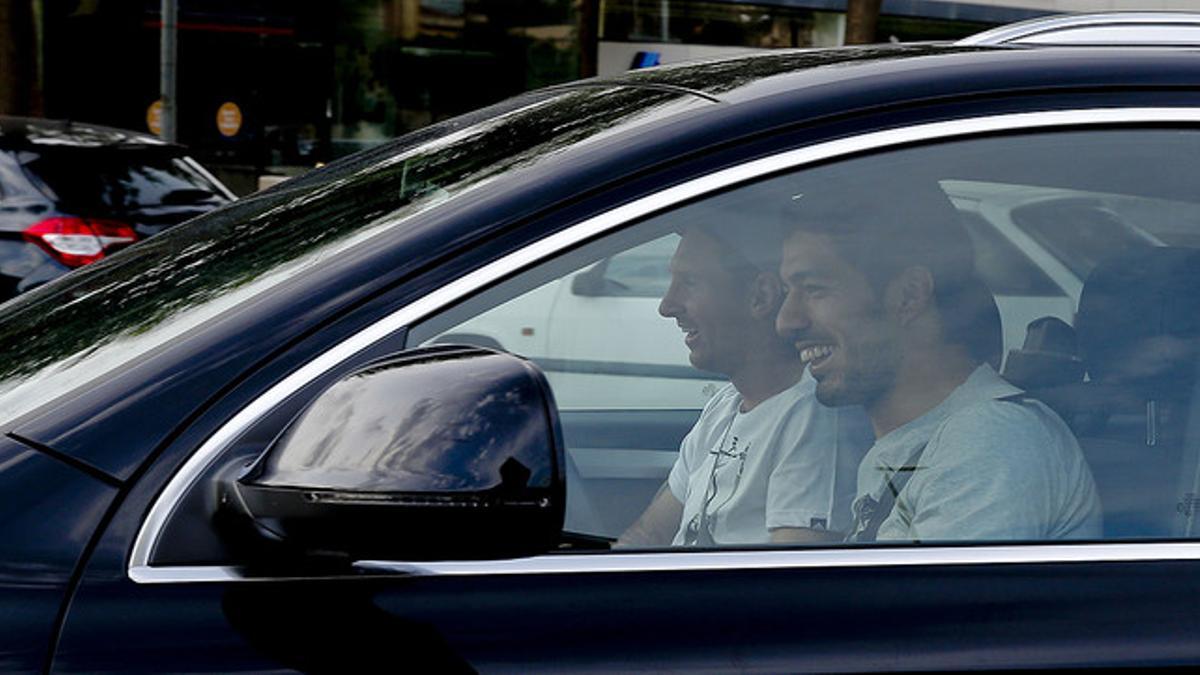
[{"x1": 800, "y1": 345, "x2": 834, "y2": 364}]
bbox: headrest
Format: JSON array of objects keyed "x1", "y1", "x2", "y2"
[
  {"x1": 1003, "y1": 316, "x2": 1084, "y2": 390},
  {"x1": 1076, "y1": 247, "x2": 1200, "y2": 391}
]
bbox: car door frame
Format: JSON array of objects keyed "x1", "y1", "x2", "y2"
[{"x1": 54, "y1": 105, "x2": 1200, "y2": 673}]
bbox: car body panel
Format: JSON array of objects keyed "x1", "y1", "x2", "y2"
[
  {"x1": 2, "y1": 44, "x2": 1200, "y2": 672},
  {"x1": 0, "y1": 435, "x2": 116, "y2": 672},
  {"x1": 52, "y1": 539, "x2": 1200, "y2": 672}
]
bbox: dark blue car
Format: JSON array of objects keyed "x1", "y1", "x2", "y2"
[
  {"x1": 6, "y1": 16, "x2": 1200, "y2": 672},
  {"x1": 0, "y1": 117, "x2": 233, "y2": 302}
]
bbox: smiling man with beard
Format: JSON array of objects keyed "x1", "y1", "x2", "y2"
[
  {"x1": 617, "y1": 212, "x2": 872, "y2": 548},
  {"x1": 775, "y1": 177, "x2": 1102, "y2": 543}
]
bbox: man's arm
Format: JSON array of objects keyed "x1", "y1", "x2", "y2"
[
  {"x1": 769, "y1": 527, "x2": 843, "y2": 544},
  {"x1": 615, "y1": 481, "x2": 684, "y2": 548},
  {"x1": 765, "y1": 398, "x2": 870, "y2": 544}
]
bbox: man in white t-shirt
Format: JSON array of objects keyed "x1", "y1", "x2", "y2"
[{"x1": 617, "y1": 219, "x2": 872, "y2": 547}]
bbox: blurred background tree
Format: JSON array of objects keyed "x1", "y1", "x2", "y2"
[
  {"x1": 0, "y1": 0, "x2": 41, "y2": 115},
  {"x1": 845, "y1": 0, "x2": 881, "y2": 44}
]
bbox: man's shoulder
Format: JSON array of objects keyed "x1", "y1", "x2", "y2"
[
  {"x1": 932, "y1": 394, "x2": 1074, "y2": 459},
  {"x1": 687, "y1": 383, "x2": 740, "y2": 441},
  {"x1": 762, "y1": 370, "x2": 823, "y2": 411},
  {"x1": 697, "y1": 382, "x2": 740, "y2": 416}
]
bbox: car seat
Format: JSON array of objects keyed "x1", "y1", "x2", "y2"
[
  {"x1": 1070, "y1": 247, "x2": 1200, "y2": 538},
  {"x1": 1002, "y1": 316, "x2": 1085, "y2": 391}
]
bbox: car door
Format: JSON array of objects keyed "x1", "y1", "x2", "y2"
[{"x1": 53, "y1": 108, "x2": 1200, "y2": 673}]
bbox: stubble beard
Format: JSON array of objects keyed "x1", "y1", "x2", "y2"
[{"x1": 812, "y1": 324, "x2": 900, "y2": 410}]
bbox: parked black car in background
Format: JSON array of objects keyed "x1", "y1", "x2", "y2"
[
  {"x1": 0, "y1": 117, "x2": 233, "y2": 300},
  {"x1": 8, "y1": 13, "x2": 1200, "y2": 673}
]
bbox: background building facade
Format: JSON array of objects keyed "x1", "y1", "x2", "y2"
[{"x1": 5, "y1": 0, "x2": 1197, "y2": 192}]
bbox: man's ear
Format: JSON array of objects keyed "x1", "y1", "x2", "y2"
[
  {"x1": 885, "y1": 266, "x2": 935, "y2": 324},
  {"x1": 748, "y1": 272, "x2": 784, "y2": 321}
]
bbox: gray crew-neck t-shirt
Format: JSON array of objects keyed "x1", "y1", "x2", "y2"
[{"x1": 848, "y1": 364, "x2": 1102, "y2": 542}]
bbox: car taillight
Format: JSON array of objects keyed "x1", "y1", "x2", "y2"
[{"x1": 22, "y1": 217, "x2": 138, "y2": 268}]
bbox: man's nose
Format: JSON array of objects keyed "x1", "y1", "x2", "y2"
[
  {"x1": 659, "y1": 286, "x2": 680, "y2": 318},
  {"x1": 776, "y1": 296, "x2": 810, "y2": 338}
]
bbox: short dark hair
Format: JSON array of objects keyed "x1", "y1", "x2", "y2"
[
  {"x1": 672, "y1": 183, "x2": 792, "y2": 282},
  {"x1": 786, "y1": 177, "x2": 997, "y2": 362},
  {"x1": 787, "y1": 178, "x2": 975, "y2": 291}
]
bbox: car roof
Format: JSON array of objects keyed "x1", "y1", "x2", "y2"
[
  {"x1": 571, "y1": 43, "x2": 1200, "y2": 105},
  {"x1": 0, "y1": 115, "x2": 178, "y2": 149}
]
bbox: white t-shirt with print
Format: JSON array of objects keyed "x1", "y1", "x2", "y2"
[{"x1": 668, "y1": 370, "x2": 872, "y2": 546}]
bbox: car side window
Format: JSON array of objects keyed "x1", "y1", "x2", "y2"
[
  {"x1": 573, "y1": 235, "x2": 677, "y2": 299},
  {"x1": 150, "y1": 126, "x2": 1200, "y2": 567},
  {"x1": 410, "y1": 127, "x2": 1200, "y2": 550},
  {"x1": 411, "y1": 228, "x2": 728, "y2": 538}
]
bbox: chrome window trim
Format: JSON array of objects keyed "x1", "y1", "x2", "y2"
[
  {"x1": 130, "y1": 106, "x2": 1200, "y2": 583},
  {"x1": 130, "y1": 541, "x2": 1200, "y2": 584}
]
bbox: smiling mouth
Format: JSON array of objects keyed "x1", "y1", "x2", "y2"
[{"x1": 799, "y1": 344, "x2": 835, "y2": 367}]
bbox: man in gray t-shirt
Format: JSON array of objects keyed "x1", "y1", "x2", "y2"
[
  {"x1": 775, "y1": 178, "x2": 1101, "y2": 542},
  {"x1": 851, "y1": 364, "x2": 1100, "y2": 541}
]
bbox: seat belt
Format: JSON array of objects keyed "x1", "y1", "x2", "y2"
[{"x1": 847, "y1": 441, "x2": 929, "y2": 543}]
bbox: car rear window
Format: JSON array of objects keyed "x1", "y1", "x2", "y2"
[{"x1": 20, "y1": 149, "x2": 227, "y2": 211}]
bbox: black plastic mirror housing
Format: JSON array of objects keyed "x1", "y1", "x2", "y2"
[{"x1": 219, "y1": 345, "x2": 565, "y2": 563}]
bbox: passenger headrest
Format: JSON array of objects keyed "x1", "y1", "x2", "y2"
[
  {"x1": 1003, "y1": 316, "x2": 1084, "y2": 390},
  {"x1": 1076, "y1": 247, "x2": 1200, "y2": 393}
]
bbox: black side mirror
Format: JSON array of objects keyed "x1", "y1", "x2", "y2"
[{"x1": 217, "y1": 345, "x2": 565, "y2": 564}]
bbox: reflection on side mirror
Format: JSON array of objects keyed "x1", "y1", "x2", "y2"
[{"x1": 217, "y1": 345, "x2": 565, "y2": 565}]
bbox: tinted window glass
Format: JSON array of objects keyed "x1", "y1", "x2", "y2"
[
  {"x1": 409, "y1": 128, "x2": 1200, "y2": 551},
  {"x1": 958, "y1": 211, "x2": 1063, "y2": 297},
  {"x1": 21, "y1": 150, "x2": 226, "y2": 211},
  {"x1": 1011, "y1": 199, "x2": 1157, "y2": 280},
  {"x1": 599, "y1": 234, "x2": 677, "y2": 298},
  {"x1": 155, "y1": 126, "x2": 1200, "y2": 567},
  {"x1": 0, "y1": 86, "x2": 705, "y2": 426}
]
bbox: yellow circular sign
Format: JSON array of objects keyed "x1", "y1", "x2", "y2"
[
  {"x1": 216, "y1": 102, "x2": 243, "y2": 137},
  {"x1": 146, "y1": 100, "x2": 163, "y2": 136}
]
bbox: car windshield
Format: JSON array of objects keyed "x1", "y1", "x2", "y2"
[
  {"x1": 0, "y1": 85, "x2": 706, "y2": 425},
  {"x1": 20, "y1": 149, "x2": 229, "y2": 211}
]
